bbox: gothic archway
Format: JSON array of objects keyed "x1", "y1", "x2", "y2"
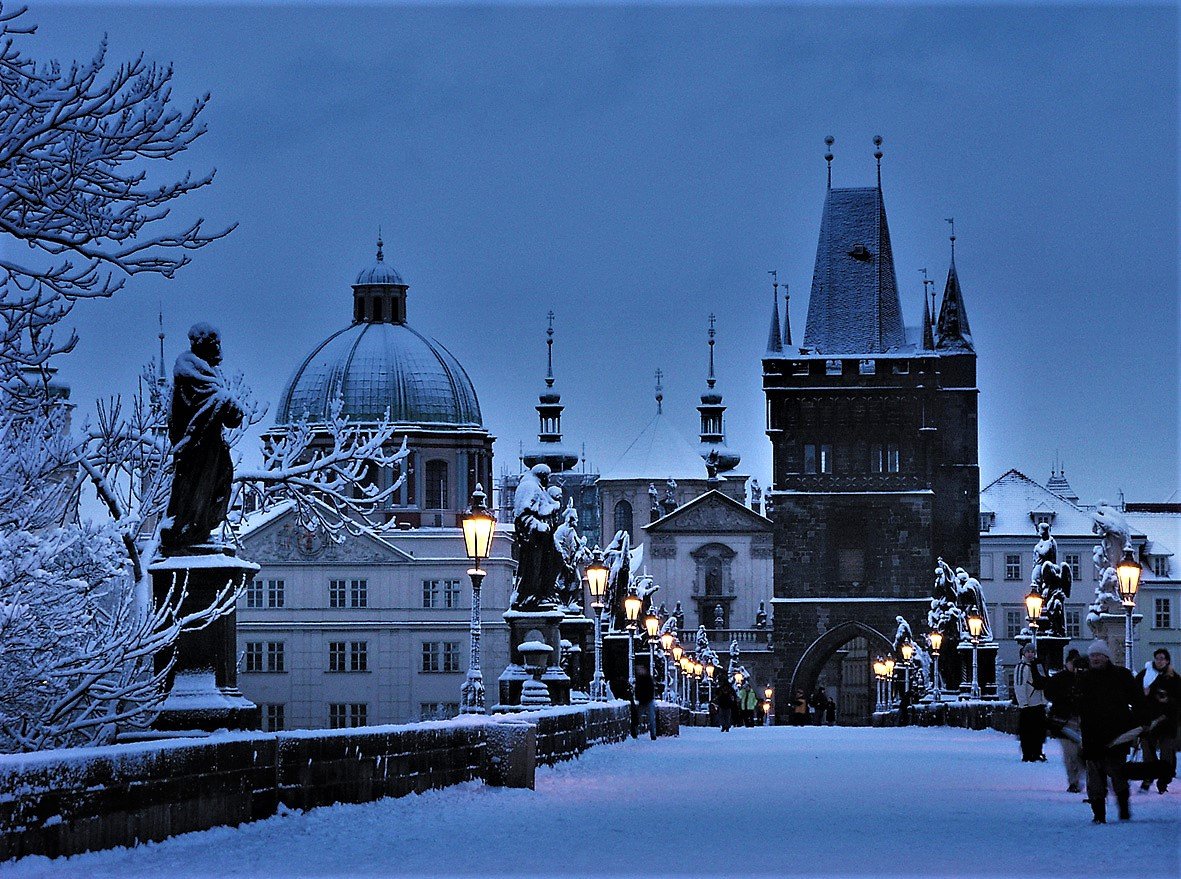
[{"x1": 790, "y1": 620, "x2": 893, "y2": 725}]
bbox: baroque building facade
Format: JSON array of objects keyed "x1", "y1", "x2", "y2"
[
  {"x1": 235, "y1": 238, "x2": 513, "y2": 729},
  {"x1": 764, "y1": 149, "x2": 980, "y2": 721}
]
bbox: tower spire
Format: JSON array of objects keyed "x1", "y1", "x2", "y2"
[
  {"x1": 522, "y1": 311, "x2": 577, "y2": 472},
  {"x1": 698, "y1": 315, "x2": 740, "y2": 472},
  {"x1": 935, "y1": 225, "x2": 973, "y2": 351},
  {"x1": 707, "y1": 312, "x2": 716, "y2": 389},
  {"x1": 945, "y1": 217, "x2": 956, "y2": 263},
  {"x1": 873, "y1": 135, "x2": 883, "y2": 189},
  {"x1": 766, "y1": 271, "x2": 783, "y2": 354},
  {"x1": 655, "y1": 369, "x2": 663, "y2": 415},
  {"x1": 376, "y1": 227, "x2": 384, "y2": 263},
  {"x1": 545, "y1": 309, "x2": 555, "y2": 388},
  {"x1": 824, "y1": 135, "x2": 834, "y2": 189},
  {"x1": 782, "y1": 282, "x2": 792, "y2": 347}
]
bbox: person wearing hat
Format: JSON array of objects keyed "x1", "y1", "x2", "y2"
[
  {"x1": 1013, "y1": 643, "x2": 1048, "y2": 762},
  {"x1": 1135, "y1": 647, "x2": 1180, "y2": 794},
  {"x1": 1075, "y1": 639, "x2": 1147, "y2": 823},
  {"x1": 1044, "y1": 648, "x2": 1085, "y2": 792}
]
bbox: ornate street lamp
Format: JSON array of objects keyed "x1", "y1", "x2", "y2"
[
  {"x1": 733, "y1": 670, "x2": 744, "y2": 687},
  {"x1": 644, "y1": 611, "x2": 660, "y2": 694},
  {"x1": 872, "y1": 658, "x2": 887, "y2": 710},
  {"x1": 623, "y1": 589, "x2": 642, "y2": 693},
  {"x1": 1024, "y1": 590, "x2": 1043, "y2": 649},
  {"x1": 883, "y1": 656, "x2": 896, "y2": 707},
  {"x1": 693, "y1": 660, "x2": 704, "y2": 709},
  {"x1": 585, "y1": 547, "x2": 609, "y2": 701},
  {"x1": 1116, "y1": 545, "x2": 1142, "y2": 667},
  {"x1": 899, "y1": 640, "x2": 914, "y2": 701},
  {"x1": 928, "y1": 630, "x2": 944, "y2": 702},
  {"x1": 680, "y1": 654, "x2": 692, "y2": 705},
  {"x1": 459, "y1": 485, "x2": 495, "y2": 715},
  {"x1": 966, "y1": 608, "x2": 985, "y2": 699},
  {"x1": 764, "y1": 686, "x2": 774, "y2": 725}
]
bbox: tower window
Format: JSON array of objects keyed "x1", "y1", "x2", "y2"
[
  {"x1": 613, "y1": 499, "x2": 633, "y2": 540},
  {"x1": 804, "y1": 444, "x2": 833, "y2": 475},
  {"x1": 859, "y1": 359, "x2": 876, "y2": 375},
  {"x1": 425, "y1": 460, "x2": 448, "y2": 510},
  {"x1": 825, "y1": 359, "x2": 842, "y2": 376}
]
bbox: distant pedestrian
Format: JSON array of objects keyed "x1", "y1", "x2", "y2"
[
  {"x1": 809, "y1": 686, "x2": 831, "y2": 726},
  {"x1": 635, "y1": 665, "x2": 657, "y2": 740},
  {"x1": 739, "y1": 682, "x2": 758, "y2": 727},
  {"x1": 715, "y1": 675, "x2": 740, "y2": 732},
  {"x1": 1136, "y1": 648, "x2": 1180, "y2": 794},
  {"x1": 1077, "y1": 639, "x2": 1146, "y2": 823},
  {"x1": 1014, "y1": 643, "x2": 1048, "y2": 762},
  {"x1": 1044, "y1": 648, "x2": 1085, "y2": 793},
  {"x1": 790, "y1": 689, "x2": 809, "y2": 726}
]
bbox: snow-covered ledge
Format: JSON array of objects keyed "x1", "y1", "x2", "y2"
[{"x1": 872, "y1": 700, "x2": 1019, "y2": 734}]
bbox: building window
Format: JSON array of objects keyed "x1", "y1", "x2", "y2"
[
  {"x1": 246, "y1": 579, "x2": 264, "y2": 608},
  {"x1": 422, "y1": 641, "x2": 461, "y2": 673},
  {"x1": 791, "y1": 361, "x2": 809, "y2": 376},
  {"x1": 871, "y1": 444, "x2": 900, "y2": 473},
  {"x1": 350, "y1": 641, "x2": 367, "y2": 672},
  {"x1": 892, "y1": 360, "x2": 910, "y2": 375},
  {"x1": 1153, "y1": 556, "x2": 1171, "y2": 577},
  {"x1": 329, "y1": 641, "x2": 368, "y2": 672},
  {"x1": 859, "y1": 359, "x2": 876, "y2": 375},
  {"x1": 328, "y1": 703, "x2": 368, "y2": 729},
  {"x1": 1005, "y1": 609, "x2": 1023, "y2": 640},
  {"x1": 262, "y1": 704, "x2": 285, "y2": 731},
  {"x1": 245, "y1": 641, "x2": 284, "y2": 673},
  {"x1": 1005, "y1": 554, "x2": 1022, "y2": 581},
  {"x1": 1032, "y1": 512, "x2": 1054, "y2": 528},
  {"x1": 266, "y1": 579, "x2": 285, "y2": 608},
  {"x1": 330, "y1": 579, "x2": 367, "y2": 608},
  {"x1": 423, "y1": 578, "x2": 462, "y2": 609},
  {"x1": 329, "y1": 641, "x2": 346, "y2": 672},
  {"x1": 825, "y1": 359, "x2": 842, "y2": 376},
  {"x1": 1065, "y1": 608, "x2": 1081, "y2": 639},
  {"x1": 1155, "y1": 598, "x2": 1172, "y2": 629},
  {"x1": 804, "y1": 444, "x2": 833, "y2": 475},
  {"x1": 425, "y1": 459, "x2": 449, "y2": 510},
  {"x1": 980, "y1": 512, "x2": 996, "y2": 533},
  {"x1": 979, "y1": 554, "x2": 994, "y2": 580},
  {"x1": 613, "y1": 500, "x2": 633, "y2": 540},
  {"x1": 1064, "y1": 554, "x2": 1081, "y2": 581},
  {"x1": 420, "y1": 702, "x2": 459, "y2": 721}
]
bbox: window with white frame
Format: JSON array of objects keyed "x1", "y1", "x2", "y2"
[
  {"x1": 266, "y1": 641, "x2": 285, "y2": 672},
  {"x1": 266, "y1": 579, "x2": 285, "y2": 608},
  {"x1": 246, "y1": 579, "x2": 265, "y2": 608},
  {"x1": 330, "y1": 579, "x2": 367, "y2": 608},
  {"x1": 328, "y1": 703, "x2": 368, "y2": 729},
  {"x1": 246, "y1": 641, "x2": 284, "y2": 673},
  {"x1": 1153, "y1": 556, "x2": 1171, "y2": 577},
  {"x1": 1005, "y1": 608, "x2": 1023, "y2": 640},
  {"x1": 1064, "y1": 554, "x2": 1081, "y2": 581},
  {"x1": 1005, "y1": 554, "x2": 1022, "y2": 581},
  {"x1": 1155, "y1": 598, "x2": 1172, "y2": 629},
  {"x1": 262, "y1": 704, "x2": 285, "y2": 731},
  {"x1": 1065, "y1": 608, "x2": 1081, "y2": 639},
  {"x1": 421, "y1": 641, "x2": 461, "y2": 673},
  {"x1": 328, "y1": 641, "x2": 346, "y2": 672},
  {"x1": 349, "y1": 641, "x2": 367, "y2": 672},
  {"x1": 423, "y1": 578, "x2": 463, "y2": 609}
]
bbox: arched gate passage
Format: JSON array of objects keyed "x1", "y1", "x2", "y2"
[{"x1": 790, "y1": 621, "x2": 893, "y2": 725}]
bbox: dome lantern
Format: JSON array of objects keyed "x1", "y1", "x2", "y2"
[{"x1": 352, "y1": 232, "x2": 409, "y2": 324}]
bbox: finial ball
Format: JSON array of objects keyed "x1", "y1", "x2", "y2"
[
  {"x1": 825, "y1": 135, "x2": 834, "y2": 147},
  {"x1": 873, "y1": 134, "x2": 883, "y2": 147}
]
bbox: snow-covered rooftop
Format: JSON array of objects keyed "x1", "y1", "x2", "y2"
[
  {"x1": 980, "y1": 469, "x2": 1100, "y2": 536},
  {"x1": 598, "y1": 410, "x2": 709, "y2": 482}
]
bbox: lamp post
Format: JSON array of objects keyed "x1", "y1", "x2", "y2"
[
  {"x1": 585, "y1": 547, "x2": 609, "y2": 701},
  {"x1": 644, "y1": 612, "x2": 660, "y2": 694},
  {"x1": 764, "y1": 686, "x2": 774, "y2": 725},
  {"x1": 883, "y1": 656, "x2": 896, "y2": 707},
  {"x1": 679, "y1": 654, "x2": 691, "y2": 705},
  {"x1": 704, "y1": 659, "x2": 715, "y2": 706},
  {"x1": 872, "y1": 659, "x2": 886, "y2": 710},
  {"x1": 1024, "y1": 590, "x2": 1043, "y2": 650},
  {"x1": 693, "y1": 659, "x2": 704, "y2": 709},
  {"x1": 1116, "y1": 545, "x2": 1142, "y2": 668},
  {"x1": 900, "y1": 640, "x2": 914, "y2": 702},
  {"x1": 672, "y1": 642, "x2": 685, "y2": 706},
  {"x1": 660, "y1": 630, "x2": 675, "y2": 701},
  {"x1": 459, "y1": 485, "x2": 495, "y2": 715},
  {"x1": 967, "y1": 608, "x2": 984, "y2": 699},
  {"x1": 928, "y1": 630, "x2": 943, "y2": 702},
  {"x1": 623, "y1": 589, "x2": 642, "y2": 693}
]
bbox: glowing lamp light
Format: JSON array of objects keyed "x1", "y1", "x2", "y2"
[
  {"x1": 680, "y1": 656, "x2": 692, "y2": 674},
  {"x1": 872, "y1": 659, "x2": 886, "y2": 679},
  {"x1": 928, "y1": 630, "x2": 943, "y2": 652},
  {"x1": 672, "y1": 643, "x2": 684, "y2": 662},
  {"x1": 693, "y1": 661, "x2": 704, "y2": 678},
  {"x1": 585, "y1": 549, "x2": 608, "y2": 602},
  {"x1": 644, "y1": 613, "x2": 660, "y2": 639},
  {"x1": 705, "y1": 661, "x2": 715, "y2": 679},
  {"x1": 900, "y1": 641, "x2": 914, "y2": 662},
  {"x1": 1116, "y1": 547, "x2": 1141, "y2": 606},
  {"x1": 461, "y1": 485, "x2": 496, "y2": 568},
  {"x1": 660, "y1": 631, "x2": 674, "y2": 651},
  {"x1": 883, "y1": 657, "x2": 895, "y2": 677},
  {"x1": 764, "y1": 686, "x2": 773, "y2": 700},
  {"x1": 762, "y1": 700, "x2": 772, "y2": 714},
  {"x1": 734, "y1": 671, "x2": 744, "y2": 686},
  {"x1": 623, "y1": 592, "x2": 643, "y2": 624},
  {"x1": 1024, "y1": 590, "x2": 1044, "y2": 623},
  {"x1": 967, "y1": 609, "x2": 985, "y2": 641}
]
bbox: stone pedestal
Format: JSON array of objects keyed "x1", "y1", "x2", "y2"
[
  {"x1": 1089, "y1": 612, "x2": 1143, "y2": 669},
  {"x1": 495, "y1": 609, "x2": 571, "y2": 710},
  {"x1": 956, "y1": 641, "x2": 999, "y2": 699},
  {"x1": 1015, "y1": 634, "x2": 1070, "y2": 671},
  {"x1": 149, "y1": 547, "x2": 260, "y2": 732},
  {"x1": 559, "y1": 614, "x2": 595, "y2": 695}
]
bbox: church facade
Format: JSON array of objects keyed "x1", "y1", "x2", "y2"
[{"x1": 763, "y1": 149, "x2": 980, "y2": 720}]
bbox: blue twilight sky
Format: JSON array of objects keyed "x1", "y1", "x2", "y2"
[{"x1": 25, "y1": 1, "x2": 1180, "y2": 504}]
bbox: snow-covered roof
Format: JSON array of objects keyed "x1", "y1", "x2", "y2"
[
  {"x1": 802, "y1": 186, "x2": 907, "y2": 355},
  {"x1": 644, "y1": 488, "x2": 771, "y2": 532},
  {"x1": 598, "y1": 411, "x2": 710, "y2": 482},
  {"x1": 979, "y1": 469, "x2": 1099, "y2": 536},
  {"x1": 1125, "y1": 510, "x2": 1181, "y2": 580}
]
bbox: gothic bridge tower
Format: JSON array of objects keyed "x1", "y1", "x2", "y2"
[{"x1": 762, "y1": 138, "x2": 980, "y2": 721}]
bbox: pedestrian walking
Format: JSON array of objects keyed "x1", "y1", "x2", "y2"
[
  {"x1": 1014, "y1": 643, "x2": 1048, "y2": 762},
  {"x1": 790, "y1": 688, "x2": 809, "y2": 726},
  {"x1": 1136, "y1": 647, "x2": 1180, "y2": 794},
  {"x1": 1044, "y1": 648, "x2": 1085, "y2": 792},
  {"x1": 715, "y1": 675, "x2": 740, "y2": 732},
  {"x1": 739, "y1": 682, "x2": 758, "y2": 727},
  {"x1": 634, "y1": 665, "x2": 657, "y2": 740},
  {"x1": 1077, "y1": 639, "x2": 1147, "y2": 823},
  {"x1": 809, "y1": 686, "x2": 831, "y2": 726}
]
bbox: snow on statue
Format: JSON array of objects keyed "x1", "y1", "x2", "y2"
[
  {"x1": 554, "y1": 500, "x2": 590, "y2": 612},
  {"x1": 1087, "y1": 501, "x2": 1132, "y2": 634},
  {"x1": 510, "y1": 463, "x2": 562, "y2": 611}
]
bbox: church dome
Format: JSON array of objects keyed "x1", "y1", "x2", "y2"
[{"x1": 275, "y1": 237, "x2": 482, "y2": 427}]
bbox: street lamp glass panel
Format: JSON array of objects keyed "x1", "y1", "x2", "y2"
[
  {"x1": 967, "y1": 611, "x2": 984, "y2": 640},
  {"x1": 1024, "y1": 591, "x2": 1044, "y2": 622},
  {"x1": 1116, "y1": 548, "x2": 1141, "y2": 605},
  {"x1": 623, "y1": 593, "x2": 643, "y2": 623},
  {"x1": 705, "y1": 662, "x2": 715, "y2": 679},
  {"x1": 680, "y1": 656, "x2": 692, "y2": 673},
  {"x1": 872, "y1": 659, "x2": 886, "y2": 678},
  {"x1": 928, "y1": 630, "x2": 943, "y2": 652},
  {"x1": 883, "y1": 658, "x2": 895, "y2": 676},
  {"x1": 900, "y1": 642, "x2": 914, "y2": 662},
  {"x1": 660, "y1": 632, "x2": 674, "y2": 651},
  {"x1": 585, "y1": 559, "x2": 608, "y2": 600},
  {"x1": 672, "y1": 644, "x2": 684, "y2": 662},
  {"x1": 764, "y1": 686, "x2": 773, "y2": 700},
  {"x1": 461, "y1": 489, "x2": 496, "y2": 563},
  {"x1": 694, "y1": 662, "x2": 704, "y2": 677},
  {"x1": 644, "y1": 614, "x2": 660, "y2": 639}
]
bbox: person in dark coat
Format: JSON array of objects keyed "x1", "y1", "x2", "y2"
[
  {"x1": 634, "y1": 665, "x2": 657, "y2": 740},
  {"x1": 1136, "y1": 647, "x2": 1181, "y2": 794},
  {"x1": 714, "y1": 675, "x2": 740, "y2": 732},
  {"x1": 1043, "y1": 648, "x2": 1084, "y2": 792},
  {"x1": 1076, "y1": 639, "x2": 1147, "y2": 823}
]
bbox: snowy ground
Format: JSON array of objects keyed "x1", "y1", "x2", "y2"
[{"x1": 3, "y1": 726, "x2": 1177, "y2": 879}]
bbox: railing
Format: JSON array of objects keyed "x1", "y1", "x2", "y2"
[{"x1": 702, "y1": 628, "x2": 773, "y2": 648}]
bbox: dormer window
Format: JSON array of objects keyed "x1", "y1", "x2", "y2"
[
  {"x1": 980, "y1": 512, "x2": 996, "y2": 533},
  {"x1": 859, "y1": 359, "x2": 876, "y2": 375},
  {"x1": 848, "y1": 244, "x2": 874, "y2": 262},
  {"x1": 1030, "y1": 511, "x2": 1055, "y2": 528},
  {"x1": 791, "y1": 361, "x2": 809, "y2": 376}
]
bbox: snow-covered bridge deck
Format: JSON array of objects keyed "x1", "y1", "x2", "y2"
[{"x1": 3, "y1": 726, "x2": 1177, "y2": 879}]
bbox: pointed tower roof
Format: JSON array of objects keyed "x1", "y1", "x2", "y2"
[
  {"x1": 522, "y1": 311, "x2": 578, "y2": 472},
  {"x1": 935, "y1": 247, "x2": 973, "y2": 351},
  {"x1": 802, "y1": 185, "x2": 907, "y2": 354},
  {"x1": 766, "y1": 274, "x2": 783, "y2": 354},
  {"x1": 782, "y1": 282, "x2": 792, "y2": 347},
  {"x1": 1046, "y1": 460, "x2": 1079, "y2": 504},
  {"x1": 698, "y1": 314, "x2": 740, "y2": 472},
  {"x1": 922, "y1": 284, "x2": 935, "y2": 350}
]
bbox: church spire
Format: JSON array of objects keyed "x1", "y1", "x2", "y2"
[
  {"x1": 698, "y1": 315, "x2": 740, "y2": 472},
  {"x1": 766, "y1": 271, "x2": 783, "y2": 354},
  {"x1": 522, "y1": 311, "x2": 577, "y2": 472},
  {"x1": 935, "y1": 222, "x2": 974, "y2": 351},
  {"x1": 782, "y1": 281, "x2": 792, "y2": 347}
]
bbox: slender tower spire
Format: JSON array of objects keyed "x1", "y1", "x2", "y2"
[
  {"x1": 782, "y1": 282, "x2": 792, "y2": 347},
  {"x1": 522, "y1": 311, "x2": 577, "y2": 472},
  {"x1": 699, "y1": 314, "x2": 740, "y2": 472},
  {"x1": 935, "y1": 220, "x2": 973, "y2": 351},
  {"x1": 654, "y1": 368, "x2": 663, "y2": 415},
  {"x1": 921, "y1": 281, "x2": 935, "y2": 351},
  {"x1": 766, "y1": 271, "x2": 783, "y2": 353},
  {"x1": 874, "y1": 134, "x2": 883, "y2": 189},
  {"x1": 825, "y1": 135, "x2": 834, "y2": 189}
]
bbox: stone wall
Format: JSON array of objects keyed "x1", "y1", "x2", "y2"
[
  {"x1": 871, "y1": 701, "x2": 1019, "y2": 734},
  {"x1": 1, "y1": 701, "x2": 668, "y2": 863}
]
